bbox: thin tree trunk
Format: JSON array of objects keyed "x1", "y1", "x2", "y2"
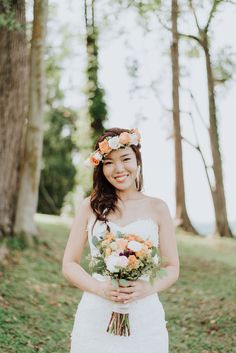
[
  {"x1": 14, "y1": 0, "x2": 48, "y2": 240},
  {"x1": 203, "y1": 38, "x2": 232, "y2": 237},
  {"x1": 85, "y1": 0, "x2": 106, "y2": 142},
  {"x1": 75, "y1": 0, "x2": 107, "y2": 199},
  {"x1": 0, "y1": 1, "x2": 28, "y2": 237},
  {"x1": 171, "y1": 0, "x2": 198, "y2": 233}
]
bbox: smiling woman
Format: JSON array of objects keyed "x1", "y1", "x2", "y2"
[
  {"x1": 87, "y1": 128, "x2": 144, "y2": 230},
  {"x1": 103, "y1": 148, "x2": 139, "y2": 187},
  {"x1": 62, "y1": 127, "x2": 179, "y2": 353}
]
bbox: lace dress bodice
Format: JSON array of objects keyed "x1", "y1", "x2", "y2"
[{"x1": 87, "y1": 216, "x2": 159, "y2": 258}]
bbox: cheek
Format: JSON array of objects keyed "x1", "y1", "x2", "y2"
[
  {"x1": 127, "y1": 160, "x2": 138, "y2": 173},
  {"x1": 102, "y1": 165, "x2": 113, "y2": 178}
]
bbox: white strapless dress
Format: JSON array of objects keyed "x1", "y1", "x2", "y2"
[{"x1": 69, "y1": 217, "x2": 169, "y2": 353}]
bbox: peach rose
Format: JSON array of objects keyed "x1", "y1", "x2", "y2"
[
  {"x1": 102, "y1": 239, "x2": 112, "y2": 246},
  {"x1": 136, "y1": 250, "x2": 145, "y2": 258},
  {"x1": 134, "y1": 235, "x2": 144, "y2": 243},
  {"x1": 105, "y1": 232, "x2": 115, "y2": 241},
  {"x1": 119, "y1": 132, "x2": 131, "y2": 144},
  {"x1": 127, "y1": 235, "x2": 136, "y2": 241},
  {"x1": 145, "y1": 240, "x2": 153, "y2": 248},
  {"x1": 116, "y1": 239, "x2": 128, "y2": 251},
  {"x1": 128, "y1": 255, "x2": 139, "y2": 269},
  {"x1": 99, "y1": 139, "x2": 112, "y2": 154},
  {"x1": 90, "y1": 155, "x2": 100, "y2": 166},
  {"x1": 136, "y1": 245, "x2": 149, "y2": 258},
  {"x1": 105, "y1": 248, "x2": 112, "y2": 256}
]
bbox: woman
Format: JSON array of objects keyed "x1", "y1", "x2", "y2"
[{"x1": 62, "y1": 127, "x2": 179, "y2": 353}]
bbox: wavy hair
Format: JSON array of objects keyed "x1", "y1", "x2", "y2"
[{"x1": 90, "y1": 127, "x2": 143, "y2": 233}]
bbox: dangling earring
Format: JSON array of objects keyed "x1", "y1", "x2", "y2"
[{"x1": 136, "y1": 165, "x2": 141, "y2": 190}]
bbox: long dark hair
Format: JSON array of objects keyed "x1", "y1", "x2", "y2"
[{"x1": 90, "y1": 127, "x2": 143, "y2": 232}]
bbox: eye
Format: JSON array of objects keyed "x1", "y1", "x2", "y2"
[
  {"x1": 123, "y1": 158, "x2": 131, "y2": 161},
  {"x1": 104, "y1": 161, "x2": 112, "y2": 165}
]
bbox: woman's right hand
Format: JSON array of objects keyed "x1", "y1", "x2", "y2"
[{"x1": 95, "y1": 280, "x2": 123, "y2": 302}]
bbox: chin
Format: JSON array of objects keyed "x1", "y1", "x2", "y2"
[{"x1": 115, "y1": 182, "x2": 134, "y2": 191}]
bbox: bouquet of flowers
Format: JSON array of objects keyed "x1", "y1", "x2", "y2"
[{"x1": 88, "y1": 229, "x2": 167, "y2": 337}]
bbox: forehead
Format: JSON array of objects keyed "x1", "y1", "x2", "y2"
[{"x1": 103, "y1": 146, "x2": 134, "y2": 160}]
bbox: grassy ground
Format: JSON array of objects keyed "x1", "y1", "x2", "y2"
[{"x1": 0, "y1": 214, "x2": 235, "y2": 353}]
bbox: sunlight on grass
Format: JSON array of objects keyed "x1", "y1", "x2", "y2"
[{"x1": 0, "y1": 215, "x2": 235, "y2": 353}]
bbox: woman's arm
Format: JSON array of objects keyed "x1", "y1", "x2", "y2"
[
  {"x1": 62, "y1": 197, "x2": 99, "y2": 294},
  {"x1": 149, "y1": 199, "x2": 180, "y2": 293},
  {"x1": 62, "y1": 197, "x2": 121, "y2": 302}
]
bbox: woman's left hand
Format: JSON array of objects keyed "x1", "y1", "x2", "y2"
[{"x1": 116, "y1": 280, "x2": 155, "y2": 303}]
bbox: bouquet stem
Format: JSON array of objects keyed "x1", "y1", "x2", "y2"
[{"x1": 106, "y1": 312, "x2": 130, "y2": 336}]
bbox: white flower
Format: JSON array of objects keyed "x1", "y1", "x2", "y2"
[
  {"x1": 94, "y1": 152, "x2": 103, "y2": 161},
  {"x1": 117, "y1": 256, "x2": 129, "y2": 268},
  {"x1": 110, "y1": 241, "x2": 118, "y2": 250},
  {"x1": 106, "y1": 255, "x2": 120, "y2": 273},
  {"x1": 153, "y1": 255, "x2": 159, "y2": 265},
  {"x1": 108, "y1": 136, "x2": 120, "y2": 149},
  {"x1": 127, "y1": 240, "x2": 142, "y2": 252},
  {"x1": 130, "y1": 133, "x2": 139, "y2": 145}
]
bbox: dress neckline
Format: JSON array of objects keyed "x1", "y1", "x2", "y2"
[{"x1": 88, "y1": 216, "x2": 159, "y2": 232}]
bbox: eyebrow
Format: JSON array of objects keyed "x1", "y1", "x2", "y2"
[{"x1": 104, "y1": 153, "x2": 131, "y2": 161}]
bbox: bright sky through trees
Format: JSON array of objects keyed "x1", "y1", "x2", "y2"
[{"x1": 40, "y1": 1, "x2": 236, "y2": 232}]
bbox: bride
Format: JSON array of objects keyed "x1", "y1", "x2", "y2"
[{"x1": 62, "y1": 127, "x2": 179, "y2": 353}]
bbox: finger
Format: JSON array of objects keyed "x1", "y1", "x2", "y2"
[
  {"x1": 117, "y1": 294, "x2": 132, "y2": 301},
  {"x1": 110, "y1": 290, "x2": 119, "y2": 296},
  {"x1": 110, "y1": 295, "x2": 120, "y2": 302},
  {"x1": 117, "y1": 287, "x2": 134, "y2": 293},
  {"x1": 126, "y1": 281, "x2": 136, "y2": 287},
  {"x1": 110, "y1": 295, "x2": 126, "y2": 302}
]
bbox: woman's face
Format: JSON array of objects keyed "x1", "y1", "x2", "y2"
[{"x1": 102, "y1": 146, "x2": 139, "y2": 191}]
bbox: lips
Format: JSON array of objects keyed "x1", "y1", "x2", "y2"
[{"x1": 114, "y1": 174, "x2": 128, "y2": 182}]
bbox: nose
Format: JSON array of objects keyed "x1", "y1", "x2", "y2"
[{"x1": 114, "y1": 161, "x2": 125, "y2": 172}]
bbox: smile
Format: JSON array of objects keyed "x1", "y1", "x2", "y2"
[{"x1": 114, "y1": 174, "x2": 129, "y2": 182}]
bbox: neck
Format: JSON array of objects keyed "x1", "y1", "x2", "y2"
[{"x1": 116, "y1": 188, "x2": 142, "y2": 201}]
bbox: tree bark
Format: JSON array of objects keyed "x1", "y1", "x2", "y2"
[
  {"x1": 14, "y1": 0, "x2": 48, "y2": 240},
  {"x1": 203, "y1": 38, "x2": 232, "y2": 237},
  {"x1": 171, "y1": 0, "x2": 198, "y2": 233},
  {"x1": 0, "y1": 1, "x2": 28, "y2": 237},
  {"x1": 85, "y1": 0, "x2": 106, "y2": 142},
  {"x1": 179, "y1": 2, "x2": 233, "y2": 237}
]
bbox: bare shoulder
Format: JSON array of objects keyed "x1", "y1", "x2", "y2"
[
  {"x1": 82, "y1": 196, "x2": 91, "y2": 207},
  {"x1": 76, "y1": 196, "x2": 93, "y2": 221},
  {"x1": 141, "y1": 194, "x2": 168, "y2": 211},
  {"x1": 143, "y1": 196, "x2": 171, "y2": 224},
  {"x1": 150, "y1": 197, "x2": 169, "y2": 213}
]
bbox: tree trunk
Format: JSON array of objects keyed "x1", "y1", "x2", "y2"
[
  {"x1": 75, "y1": 0, "x2": 107, "y2": 199},
  {"x1": 85, "y1": 0, "x2": 107, "y2": 143},
  {"x1": 14, "y1": 0, "x2": 48, "y2": 240},
  {"x1": 0, "y1": 1, "x2": 28, "y2": 237},
  {"x1": 203, "y1": 37, "x2": 232, "y2": 237},
  {"x1": 171, "y1": 0, "x2": 198, "y2": 234}
]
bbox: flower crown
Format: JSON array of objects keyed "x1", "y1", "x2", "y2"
[{"x1": 84, "y1": 128, "x2": 141, "y2": 167}]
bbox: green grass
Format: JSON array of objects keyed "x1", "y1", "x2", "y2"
[{"x1": 0, "y1": 214, "x2": 235, "y2": 353}]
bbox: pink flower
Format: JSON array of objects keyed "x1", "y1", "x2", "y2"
[{"x1": 119, "y1": 132, "x2": 131, "y2": 144}]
